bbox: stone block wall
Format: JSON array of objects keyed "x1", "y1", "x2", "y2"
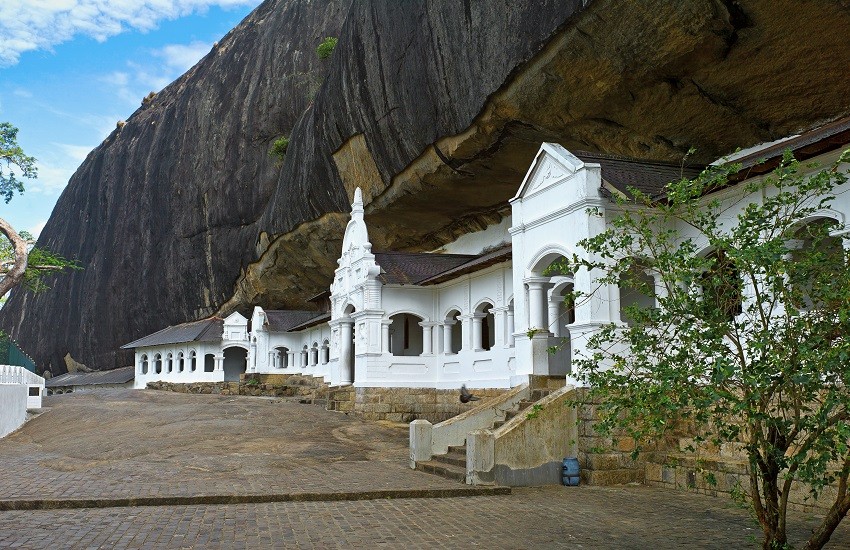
[
  {"x1": 352, "y1": 387, "x2": 507, "y2": 423},
  {"x1": 147, "y1": 373, "x2": 328, "y2": 402},
  {"x1": 575, "y1": 390, "x2": 647, "y2": 486}
]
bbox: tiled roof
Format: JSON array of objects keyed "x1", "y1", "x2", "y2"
[
  {"x1": 46, "y1": 366, "x2": 135, "y2": 387},
  {"x1": 728, "y1": 116, "x2": 850, "y2": 180},
  {"x1": 419, "y1": 245, "x2": 512, "y2": 285},
  {"x1": 373, "y1": 252, "x2": 477, "y2": 285},
  {"x1": 288, "y1": 312, "x2": 332, "y2": 332},
  {"x1": 575, "y1": 151, "x2": 705, "y2": 198},
  {"x1": 265, "y1": 310, "x2": 323, "y2": 332},
  {"x1": 120, "y1": 317, "x2": 223, "y2": 349}
]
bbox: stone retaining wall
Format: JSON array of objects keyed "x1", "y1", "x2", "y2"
[
  {"x1": 353, "y1": 387, "x2": 507, "y2": 423},
  {"x1": 147, "y1": 373, "x2": 328, "y2": 402}
]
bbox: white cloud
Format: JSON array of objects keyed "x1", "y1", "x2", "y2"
[
  {"x1": 0, "y1": 0, "x2": 260, "y2": 66},
  {"x1": 154, "y1": 41, "x2": 213, "y2": 73},
  {"x1": 28, "y1": 220, "x2": 47, "y2": 239}
]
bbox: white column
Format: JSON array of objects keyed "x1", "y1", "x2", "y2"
[
  {"x1": 526, "y1": 278, "x2": 549, "y2": 332},
  {"x1": 471, "y1": 314, "x2": 485, "y2": 352},
  {"x1": 442, "y1": 322, "x2": 455, "y2": 355},
  {"x1": 339, "y1": 320, "x2": 354, "y2": 385},
  {"x1": 381, "y1": 320, "x2": 391, "y2": 354},
  {"x1": 214, "y1": 354, "x2": 224, "y2": 372},
  {"x1": 506, "y1": 308, "x2": 515, "y2": 347},
  {"x1": 548, "y1": 298, "x2": 561, "y2": 337},
  {"x1": 420, "y1": 322, "x2": 434, "y2": 355},
  {"x1": 491, "y1": 307, "x2": 507, "y2": 348},
  {"x1": 287, "y1": 351, "x2": 295, "y2": 368}
]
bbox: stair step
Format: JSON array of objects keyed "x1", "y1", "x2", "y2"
[
  {"x1": 432, "y1": 452, "x2": 466, "y2": 468},
  {"x1": 493, "y1": 420, "x2": 505, "y2": 429},
  {"x1": 517, "y1": 400, "x2": 534, "y2": 410},
  {"x1": 415, "y1": 460, "x2": 466, "y2": 482},
  {"x1": 447, "y1": 445, "x2": 466, "y2": 454},
  {"x1": 530, "y1": 389, "x2": 552, "y2": 401}
]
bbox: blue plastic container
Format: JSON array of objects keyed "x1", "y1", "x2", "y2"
[{"x1": 562, "y1": 457, "x2": 580, "y2": 486}]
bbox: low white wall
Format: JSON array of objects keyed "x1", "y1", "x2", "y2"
[{"x1": 0, "y1": 385, "x2": 28, "y2": 438}]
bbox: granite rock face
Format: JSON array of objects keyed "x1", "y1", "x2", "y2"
[{"x1": 3, "y1": 0, "x2": 850, "y2": 372}]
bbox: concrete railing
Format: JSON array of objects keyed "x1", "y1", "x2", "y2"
[
  {"x1": 0, "y1": 365, "x2": 45, "y2": 409},
  {"x1": 467, "y1": 384, "x2": 578, "y2": 486},
  {"x1": 409, "y1": 383, "x2": 529, "y2": 468}
]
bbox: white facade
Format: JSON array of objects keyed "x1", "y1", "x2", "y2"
[{"x1": 128, "y1": 135, "x2": 850, "y2": 391}]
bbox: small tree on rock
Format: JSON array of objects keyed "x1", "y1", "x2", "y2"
[{"x1": 562, "y1": 150, "x2": 850, "y2": 550}]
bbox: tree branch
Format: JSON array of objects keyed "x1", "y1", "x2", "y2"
[{"x1": 0, "y1": 216, "x2": 27, "y2": 297}]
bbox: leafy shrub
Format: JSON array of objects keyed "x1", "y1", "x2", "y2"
[
  {"x1": 316, "y1": 37, "x2": 338, "y2": 59},
  {"x1": 270, "y1": 136, "x2": 289, "y2": 161}
]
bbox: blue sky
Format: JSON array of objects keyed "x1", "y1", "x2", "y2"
[{"x1": 0, "y1": 0, "x2": 264, "y2": 237}]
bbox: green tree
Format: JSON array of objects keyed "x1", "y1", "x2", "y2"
[
  {"x1": 0, "y1": 122, "x2": 80, "y2": 298},
  {"x1": 563, "y1": 150, "x2": 850, "y2": 549}
]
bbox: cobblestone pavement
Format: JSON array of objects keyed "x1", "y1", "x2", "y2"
[
  {"x1": 0, "y1": 390, "x2": 467, "y2": 501},
  {"x1": 0, "y1": 486, "x2": 848, "y2": 549},
  {"x1": 2, "y1": 390, "x2": 849, "y2": 549}
]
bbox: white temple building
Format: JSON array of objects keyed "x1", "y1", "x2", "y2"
[{"x1": 123, "y1": 118, "x2": 850, "y2": 391}]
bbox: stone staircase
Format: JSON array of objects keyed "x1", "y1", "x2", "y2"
[{"x1": 415, "y1": 387, "x2": 554, "y2": 483}]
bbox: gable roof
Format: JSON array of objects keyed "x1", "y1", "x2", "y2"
[
  {"x1": 46, "y1": 366, "x2": 135, "y2": 387},
  {"x1": 264, "y1": 310, "x2": 324, "y2": 332},
  {"x1": 120, "y1": 317, "x2": 223, "y2": 349}
]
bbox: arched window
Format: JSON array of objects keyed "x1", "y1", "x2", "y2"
[
  {"x1": 389, "y1": 313, "x2": 424, "y2": 356},
  {"x1": 204, "y1": 353, "x2": 215, "y2": 372},
  {"x1": 177, "y1": 352, "x2": 185, "y2": 372},
  {"x1": 475, "y1": 303, "x2": 495, "y2": 351},
  {"x1": 166, "y1": 352, "x2": 173, "y2": 373},
  {"x1": 301, "y1": 345, "x2": 309, "y2": 367},
  {"x1": 190, "y1": 350, "x2": 197, "y2": 372},
  {"x1": 700, "y1": 250, "x2": 743, "y2": 321},
  {"x1": 154, "y1": 353, "x2": 162, "y2": 374},
  {"x1": 789, "y1": 218, "x2": 843, "y2": 310},
  {"x1": 140, "y1": 354, "x2": 148, "y2": 375},
  {"x1": 618, "y1": 266, "x2": 654, "y2": 327}
]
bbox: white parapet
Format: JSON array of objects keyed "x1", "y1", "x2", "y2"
[{"x1": 0, "y1": 365, "x2": 45, "y2": 409}]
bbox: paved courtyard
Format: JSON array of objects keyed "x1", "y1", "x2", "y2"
[{"x1": 0, "y1": 390, "x2": 847, "y2": 549}]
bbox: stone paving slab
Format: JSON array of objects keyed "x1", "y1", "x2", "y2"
[
  {"x1": 0, "y1": 486, "x2": 848, "y2": 549},
  {"x1": 0, "y1": 390, "x2": 476, "y2": 503}
]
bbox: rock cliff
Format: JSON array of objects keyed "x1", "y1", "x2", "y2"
[{"x1": 2, "y1": 0, "x2": 850, "y2": 372}]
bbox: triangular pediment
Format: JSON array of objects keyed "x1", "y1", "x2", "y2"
[
  {"x1": 513, "y1": 143, "x2": 585, "y2": 200},
  {"x1": 223, "y1": 311, "x2": 248, "y2": 326}
]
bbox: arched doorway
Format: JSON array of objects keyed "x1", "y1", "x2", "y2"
[
  {"x1": 388, "y1": 313, "x2": 424, "y2": 356},
  {"x1": 474, "y1": 303, "x2": 495, "y2": 351},
  {"x1": 223, "y1": 347, "x2": 247, "y2": 381},
  {"x1": 444, "y1": 309, "x2": 462, "y2": 354}
]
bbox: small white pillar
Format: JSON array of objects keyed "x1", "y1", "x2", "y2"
[
  {"x1": 506, "y1": 307, "x2": 515, "y2": 347},
  {"x1": 339, "y1": 320, "x2": 354, "y2": 385},
  {"x1": 420, "y1": 322, "x2": 434, "y2": 355},
  {"x1": 381, "y1": 320, "x2": 392, "y2": 354},
  {"x1": 548, "y1": 298, "x2": 561, "y2": 337},
  {"x1": 409, "y1": 419, "x2": 433, "y2": 468},
  {"x1": 287, "y1": 351, "x2": 295, "y2": 368},
  {"x1": 471, "y1": 313, "x2": 485, "y2": 352},
  {"x1": 526, "y1": 278, "x2": 549, "y2": 332},
  {"x1": 214, "y1": 354, "x2": 224, "y2": 372},
  {"x1": 442, "y1": 321, "x2": 456, "y2": 355}
]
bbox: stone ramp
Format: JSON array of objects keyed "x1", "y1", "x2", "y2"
[{"x1": 0, "y1": 390, "x2": 509, "y2": 510}]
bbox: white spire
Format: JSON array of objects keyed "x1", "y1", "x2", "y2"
[{"x1": 351, "y1": 187, "x2": 364, "y2": 217}]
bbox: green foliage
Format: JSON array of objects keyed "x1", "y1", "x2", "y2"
[
  {"x1": 0, "y1": 122, "x2": 36, "y2": 203},
  {"x1": 270, "y1": 136, "x2": 289, "y2": 162},
  {"x1": 0, "y1": 230, "x2": 82, "y2": 293},
  {"x1": 563, "y1": 150, "x2": 850, "y2": 549},
  {"x1": 316, "y1": 36, "x2": 338, "y2": 59},
  {"x1": 526, "y1": 403, "x2": 544, "y2": 420},
  {"x1": 244, "y1": 377, "x2": 260, "y2": 387}
]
